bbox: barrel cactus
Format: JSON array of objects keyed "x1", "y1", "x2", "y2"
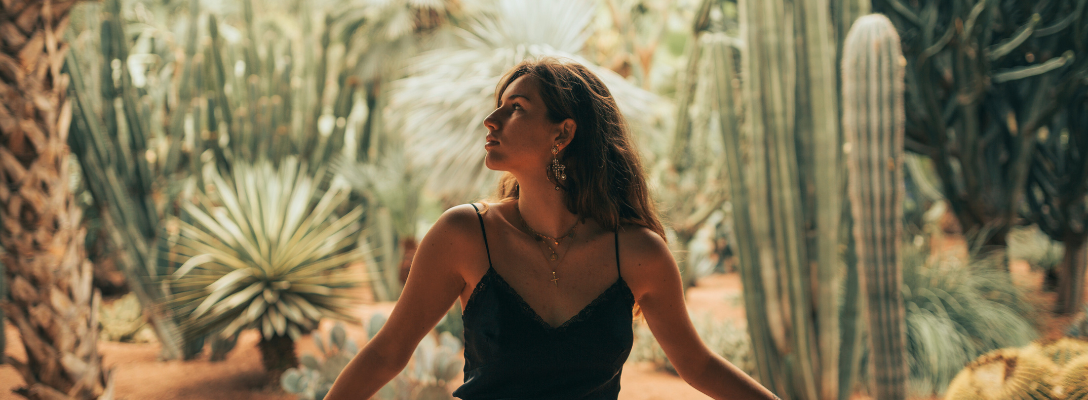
[
  {"x1": 1028, "y1": 338, "x2": 1088, "y2": 367},
  {"x1": 944, "y1": 348, "x2": 1056, "y2": 400},
  {"x1": 1056, "y1": 353, "x2": 1088, "y2": 400},
  {"x1": 842, "y1": 13, "x2": 909, "y2": 400}
]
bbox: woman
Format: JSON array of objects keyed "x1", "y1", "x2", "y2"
[{"x1": 326, "y1": 58, "x2": 776, "y2": 400}]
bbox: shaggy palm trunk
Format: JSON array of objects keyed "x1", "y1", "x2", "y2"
[
  {"x1": 1057, "y1": 234, "x2": 1088, "y2": 315},
  {"x1": 0, "y1": 0, "x2": 112, "y2": 398}
]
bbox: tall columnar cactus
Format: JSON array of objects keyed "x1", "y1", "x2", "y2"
[
  {"x1": 727, "y1": 0, "x2": 857, "y2": 399},
  {"x1": 842, "y1": 14, "x2": 909, "y2": 400}
]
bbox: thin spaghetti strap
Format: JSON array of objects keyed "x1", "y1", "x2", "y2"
[
  {"x1": 470, "y1": 203, "x2": 494, "y2": 269},
  {"x1": 614, "y1": 230, "x2": 620, "y2": 275}
]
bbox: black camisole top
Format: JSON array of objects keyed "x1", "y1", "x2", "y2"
[{"x1": 452, "y1": 203, "x2": 636, "y2": 400}]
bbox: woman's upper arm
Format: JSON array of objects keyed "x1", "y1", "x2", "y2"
[
  {"x1": 623, "y1": 228, "x2": 713, "y2": 378},
  {"x1": 364, "y1": 204, "x2": 478, "y2": 365}
]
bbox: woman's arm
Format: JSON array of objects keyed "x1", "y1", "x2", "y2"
[
  {"x1": 622, "y1": 227, "x2": 778, "y2": 400},
  {"x1": 324, "y1": 205, "x2": 478, "y2": 400}
]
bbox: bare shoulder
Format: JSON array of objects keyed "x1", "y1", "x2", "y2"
[
  {"x1": 414, "y1": 203, "x2": 488, "y2": 271},
  {"x1": 616, "y1": 224, "x2": 675, "y2": 276},
  {"x1": 616, "y1": 224, "x2": 681, "y2": 303},
  {"x1": 424, "y1": 203, "x2": 490, "y2": 241}
]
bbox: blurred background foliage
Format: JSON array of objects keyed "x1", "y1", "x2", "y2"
[{"x1": 16, "y1": 0, "x2": 1080, "y2": 397}]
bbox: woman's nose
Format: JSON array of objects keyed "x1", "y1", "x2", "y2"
[{"x1": 483, "y1": 109, "x2": 499, "y2": 131}]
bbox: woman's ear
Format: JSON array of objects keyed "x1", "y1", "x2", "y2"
[{"x1": 557, "y1": 118, "x2": 577, "y2": 148}]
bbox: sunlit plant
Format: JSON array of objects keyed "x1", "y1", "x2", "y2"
[{"x1": 167, "y1": 158, "x2": 365, "y2": 378}]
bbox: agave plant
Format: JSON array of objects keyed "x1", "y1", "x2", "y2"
[
  {"x1": 167, "y1": 158, "x2": 365, "y2": 379},
  {"x1": 390, "y1": 0, "x2": 663, "y2": 201}
]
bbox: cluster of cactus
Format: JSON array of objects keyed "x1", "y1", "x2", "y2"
[
  {"x1": 98, "y1": 293, "x2": 148, "y2": 342},
  {"x1": 724, "y1": 0, "x2": 881, "y2": 398},
  {"x1": 281, "y1": 322, "x2": 360, "y2": 400},
  {"x1": 631, "y1": 315, "x2": 755, "y2": 377},
  {"x1": 364, "y1": 313, "x2": 464, "y2": 400},
  {"x1": 944, "y1": 338, "x2": 1088, "y2": 400}
]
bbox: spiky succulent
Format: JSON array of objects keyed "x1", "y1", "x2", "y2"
[
  {"x1": 1055, "y1": 353, "x2": 1088, "y2": 400},
  {"x1": 1028, "y1": 338, "x2": 1088, "y2": 367},
  {"x1": 167, "y1": 158, "x2": 365, "y2": 341},
  {"x1": 944, "y1": 348, "x2": 1056, "y2": 400}
]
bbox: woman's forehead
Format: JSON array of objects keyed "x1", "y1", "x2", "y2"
[{"x1": 502, "y1": 75, "x2": 540, "y2": 100}]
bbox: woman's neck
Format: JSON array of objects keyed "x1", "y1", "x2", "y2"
[{"x1": 513, "y1": 177, "x2": 580, "y2": 238}]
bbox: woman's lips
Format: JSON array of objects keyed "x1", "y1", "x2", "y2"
[{"x1": 484, "y1": 139, "x2": 499, "y2": 149}]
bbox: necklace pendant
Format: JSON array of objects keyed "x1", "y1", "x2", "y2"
[
  {"x1": 550, "y1": 253, "x2": 558, "y2": 261},
  {"x1": 551, "y1": 271, "x2": 559, "y2": 287}
]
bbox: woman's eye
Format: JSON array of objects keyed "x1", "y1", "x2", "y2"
[{"x1": 512, "y1": 104, "x2": 522, "y2": 110}]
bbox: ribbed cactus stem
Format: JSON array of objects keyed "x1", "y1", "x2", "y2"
[{"x1": 842, "y1": 14, "x2": 909, "y2": 400}]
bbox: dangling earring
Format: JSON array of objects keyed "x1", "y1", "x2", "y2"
[{"x1": 551, "y1": 144, "x2": 566, "y2": 191}]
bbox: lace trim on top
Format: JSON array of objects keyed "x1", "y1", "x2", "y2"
[{"x1": 467, "y1": 267, "x2": 632, "y2": 333}]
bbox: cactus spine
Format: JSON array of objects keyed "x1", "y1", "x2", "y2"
[
  {"x1": 944, "y1": 348, "x2": 1056, "y2": 400},
  {"x1": 728, "y1": 0, "x2": 850, "y2": 399},
  {"x1": 842, "y1": 14, "x2": 909, "y2": 400},
  {"x1": 1059, "y1": 353, "x2": 1088, "y2": 400}
]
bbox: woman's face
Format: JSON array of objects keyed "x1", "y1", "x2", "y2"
[{"x1": 483, "y1": 75, "x2": 570, "y2": 174}]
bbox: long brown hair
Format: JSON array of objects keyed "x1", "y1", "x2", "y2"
[{"x1": 485, "y1": 57, "x2": 666, "y2": 243}]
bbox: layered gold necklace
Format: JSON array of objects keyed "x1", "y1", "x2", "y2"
[{"x1": 514, "y1": 202, "x2": 577, "y2": 287}]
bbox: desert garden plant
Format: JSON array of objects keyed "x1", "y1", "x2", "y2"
[
  {"x1": 282, "y1": 322, "x2": 360, "y2": 400},
  {"x1": 882, "y1": 237, "x2": 1038, "y2": 396},
  {"x1": 167, "y1": 158, "x2": 365, "y2": 382},
  {"x1": 631, "y1": 314, "x2": 755, "y2": 377}
]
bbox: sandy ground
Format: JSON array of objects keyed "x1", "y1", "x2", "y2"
[{"x1": 0, "y1": 274, "x2": 745, "y2": 400}]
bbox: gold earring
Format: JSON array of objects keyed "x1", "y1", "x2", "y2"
[{"x1": 551, "y1": 144, "x2": 566, "y2": 190}]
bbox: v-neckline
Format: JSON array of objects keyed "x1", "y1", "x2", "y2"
[{"x1": 475, "y1": 266, "x2": 626, "y2": 331}]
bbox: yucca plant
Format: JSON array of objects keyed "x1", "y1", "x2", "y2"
[{"x1": 167, "y1": 158, "x2": 365, "y2": 382}]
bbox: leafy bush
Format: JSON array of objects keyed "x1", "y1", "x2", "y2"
[
  {"x1": 892, "y1": 239, "x2": 1037, "y2": 396},
  {"x1": 630, "y1": 314, "x2": 755, "y2": 376}
]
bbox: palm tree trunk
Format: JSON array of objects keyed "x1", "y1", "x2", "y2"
[{"x1": 0, "y1": 0, "x2": 112, "y2": 398}]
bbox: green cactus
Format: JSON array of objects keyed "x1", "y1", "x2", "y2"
[
  {"x1": 1056, "y1": 353, "x2": 1088, "y2": 400},
  {"x1": 282, "y1": 322, "x2": 360, "y2": 400},
  {"x1": 727, "y1": 0, "x2": 855, "y2": 399},
  {"x1": 842, "y1": 14, "x2": 909, "y2": 400},
  {"x1": 944, "y1": 348, "x2": 1056, "y2": 400}
]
